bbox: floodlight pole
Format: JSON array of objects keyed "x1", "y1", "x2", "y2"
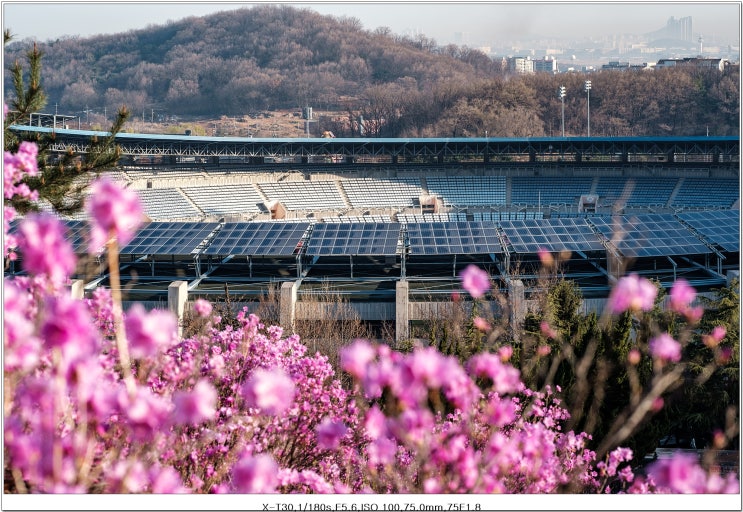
[
  {"x1": 558, "y1": 86, "x2": 566, "y2": 137},
  {"x1": 584, "y1": 80, "x2": 592, "y2": 137}
]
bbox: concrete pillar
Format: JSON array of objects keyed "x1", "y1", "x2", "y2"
[
  {"x1": 280, "y1": 280, "x2": 299, "y2": 332},
  {"x1": 508, "y1": 279, "x2": 525, "y2": 343},
  {"x1": 69, "y1": 279, "x2": 85, "y2": 300},
  {"x1": 168, "y1": 281, "x2": 188, "y2": 337},
  {"x1": 396, "y1": 280, "x2": 410, "y2": 344}
]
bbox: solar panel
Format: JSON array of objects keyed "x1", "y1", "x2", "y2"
[
  {"x1": 589, "y1": 214, "x2": 712, "y2": 257},
  {"x1": 305, "y1": 223, "x2": 401, "y2": 256},
  {"x1": 500, "y1": 218, "x2": 604, "y2": 254},
  {"x1": 8, "y1": 218, "x2": 90, "y2": 253},
  {"x1": 406, "y1": 222, "x2": 503, "y2": 256},
  {"x1": 120, "y1": 222, "x2": 219, "y2": 255},
  {"x1": 203, "y1": 222, "x2": 310, "y2": 256},
  {"x1": 63, "y1": 220, "x2": 89, "y2": 253},
  {"x1": 678, "y1": 210, "x2": 739, "y2": 252}
]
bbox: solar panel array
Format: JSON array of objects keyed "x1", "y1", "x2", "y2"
[
  {"x1": 34, "y1": 210, "x2": 736, "y2": 261},
  {"x1": 500, "y1": 218, "x2": 605, "y2": 254},
  {"x1": 121, "y1": 222, "x2": 220, "y2": 255},
  {"x1": 678, "y1": 210, "x2": 739, "y2": 252},
  {"x1": 589, "y1": 214, "x2": 712, "y2": 257},
  {"x1": 202, "y1": 222, "x2": 310, "y2": 256},
  {"x1": 305, "y1": 223, "x2": 401, "y2": 256},
  {"x1": 406, "y1": 222, "x2": 503, "y2": 256}
]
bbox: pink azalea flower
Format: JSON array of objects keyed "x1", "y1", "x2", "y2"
[
  {"x1": 124, "y1": 304, "x2": 177, "y2": 359},
  {"x1": 149, "y1": 466, "x2": 189, "y2": 494},
  {"x1": 608, "y1": 274, "x2": 657, "y2": 314},
  {"x1": 118, "y1": 386, "x2": 172, "y2": 441},
  {"x1": 710, "y1": 326, "x2": 727, "y2": 343},
  {"x1": 172, "y1": 379, "x2": 218, "y2": 425},
  {"x1": 316, "y1": 418, "x2": 348, "y2": 450},
  {"x1": 469, "y1": 353, "x2": 522, "y2": 395},
  {"x1": 540, "y1": 320, "x2": 558, "y2": 339},
  {"x1": 363, "y1": 405, "x2": 389, "y2": 440},
  {"x1": 17, "y1": 214, "x2": 77, "y2": 286},
  {"x1": 646, "y1": 453, "x2": 708, "y2": 493},
  {"x1": 473, "y1": 316, "x2": 491, "y2": 332},
  {"x1": 651, "y1": 397, "x2": 665, "y2": 412},
  {"x1": 366, "y1": 437, "x2": 397, "y2": 467},
  {"x1": 193, "y1": 298, "x2": 212, "y2": 318},
  {"x1": 409, "y1": 346, "x2": 447, "y2": 388},
  {"x1": 40, "y1": 295, "x2": 100, "y2": 366},
  {"x1": 538, "y1": 247, "x2": 554, "y2": 267},
  {"x1": 627, "y1": 348, "x2": 642, "y2": 365},
  {"x1": 649, "y1": 333, "x2": 682, "y2": 363},
  {"x1": 339, "y1": 339, "x2": 376, "y2": 378},
  {"x1": 242, "y1": 367, "x2": 296, "y2": 415},
  {"x1": 3, "y1": 279, "x2": 41, "y2": 372},
  {"x1": 231, "y1": 452, "x2": 279, "y2": 493},
  {"x1": 497, "y1": 345, "x2": 513, "y2": 362},
  {"x1": 537, "y1": 345, "x2": 552, "y2": 356},
  {"x1": 669, "y1": 279, "x2": 696, "y2": 314},
  {"x1": 86, "y1": 177, "x2": 144, "y2": 252},
  {"x1": 459, "y1": 264, "x2": 490, "y2": 299}
]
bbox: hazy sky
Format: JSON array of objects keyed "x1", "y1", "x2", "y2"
[{"x1": 3, "y1": 1, "x2": 741, "y2": 46}]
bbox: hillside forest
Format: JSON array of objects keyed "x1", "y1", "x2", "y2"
[{"x1": 3, "y1": 4, "x2": 740, "y2": 138}]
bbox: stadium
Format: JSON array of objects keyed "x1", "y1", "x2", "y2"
[{"x1": 8, "y1": 126, "x2": 740, "y2": 341}]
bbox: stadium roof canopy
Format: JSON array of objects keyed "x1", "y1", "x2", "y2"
[{"x1": 9, "y1": 126, "x2": 739, "y2": 163}]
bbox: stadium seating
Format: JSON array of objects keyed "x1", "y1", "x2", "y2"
[
  {"x1": 135, "y1": 188, "x2": 202, "y2": 220},
  {"x1": 257, "y1": 181, "x2": 347, "y2": 211},
  {"x1": 341, "y1": 177, "x2": 423, "y2": 208},
  {"x1": 510, "y1": 177, "x2": 593, "y2": 206},
  {"x1": 672, "y1": 178, "x2": 739, "y2": 208},
  {"x1": 424, "y1": 176, "x2": 506, "y2": 206},
  {"x1": 181, "y1": 183, "x2": 265, "y2": 215},
  {"x1": 594, "y1": 177, "x2": 677, "y2": 206}
]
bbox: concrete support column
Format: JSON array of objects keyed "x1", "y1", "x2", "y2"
[
  {"x1": 508, "y1": 279, "x2": 525, "y2": 343},
  {"x1": 280, "y1": 280, "x2": 299, "y2": 332},
  {"x1": 168, "y1": 281, "x2": 188, "y2": 337},
  {"x1": 396, "y1": 280, "x2": 410, "y2": 345},
  {"x1": 69, "y1": 279, "x2": 85, "y2": 300}
]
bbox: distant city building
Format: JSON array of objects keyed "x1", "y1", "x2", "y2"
[
  {"x1": 601, "y1": 61, "x2": 654, "y2": 71},
  {"x1": 602, "y1": 61, "x2": 630, "y2": 70},
  {"x1": 534, "y1": 56, "x2": 558, "y2": 73},
  {"x1": 507, "y1": 56, "x2": 534, "y2": 74},
  {"x1": 650, "y1": 16, "x2": 694, "y2": 42},
  {"x1": 656, "y1": 57, "x2": 726, "y2": 71}
]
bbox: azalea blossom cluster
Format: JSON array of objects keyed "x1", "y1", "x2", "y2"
[{"x1": 3, "y1": 141, "x2": 738, "y2": 495}]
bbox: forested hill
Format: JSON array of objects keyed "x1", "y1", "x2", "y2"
[
  {"x1": 3, "y1": 5, "x2": 497, "y2": 115},
  {"x1": 4, "y1": 4, "x2": 740, "y2": 137}
]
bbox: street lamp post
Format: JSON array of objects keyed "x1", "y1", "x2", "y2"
[
  {"x1": 558, "y1": 86, "x2": 566, "y2": 137},
  {"x1": 584, "y1": 80, "x2": 592, "y2": 137}
]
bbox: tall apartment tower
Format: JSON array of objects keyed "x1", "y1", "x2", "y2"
[{"x1": 666, "y1": 16, "x2": 693, "y2": 42}]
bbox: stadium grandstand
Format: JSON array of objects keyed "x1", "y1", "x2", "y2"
[{"x1": 7, "y1": 126, "x2": 740, "y2": 341}]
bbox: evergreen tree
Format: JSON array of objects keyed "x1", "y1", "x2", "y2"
[
  {"x1": 678, "y1": 279, "x2": 740, "y2": 449},
  {"x1": 4, "y1": 30, "x2": 129, "y2": 216}
]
